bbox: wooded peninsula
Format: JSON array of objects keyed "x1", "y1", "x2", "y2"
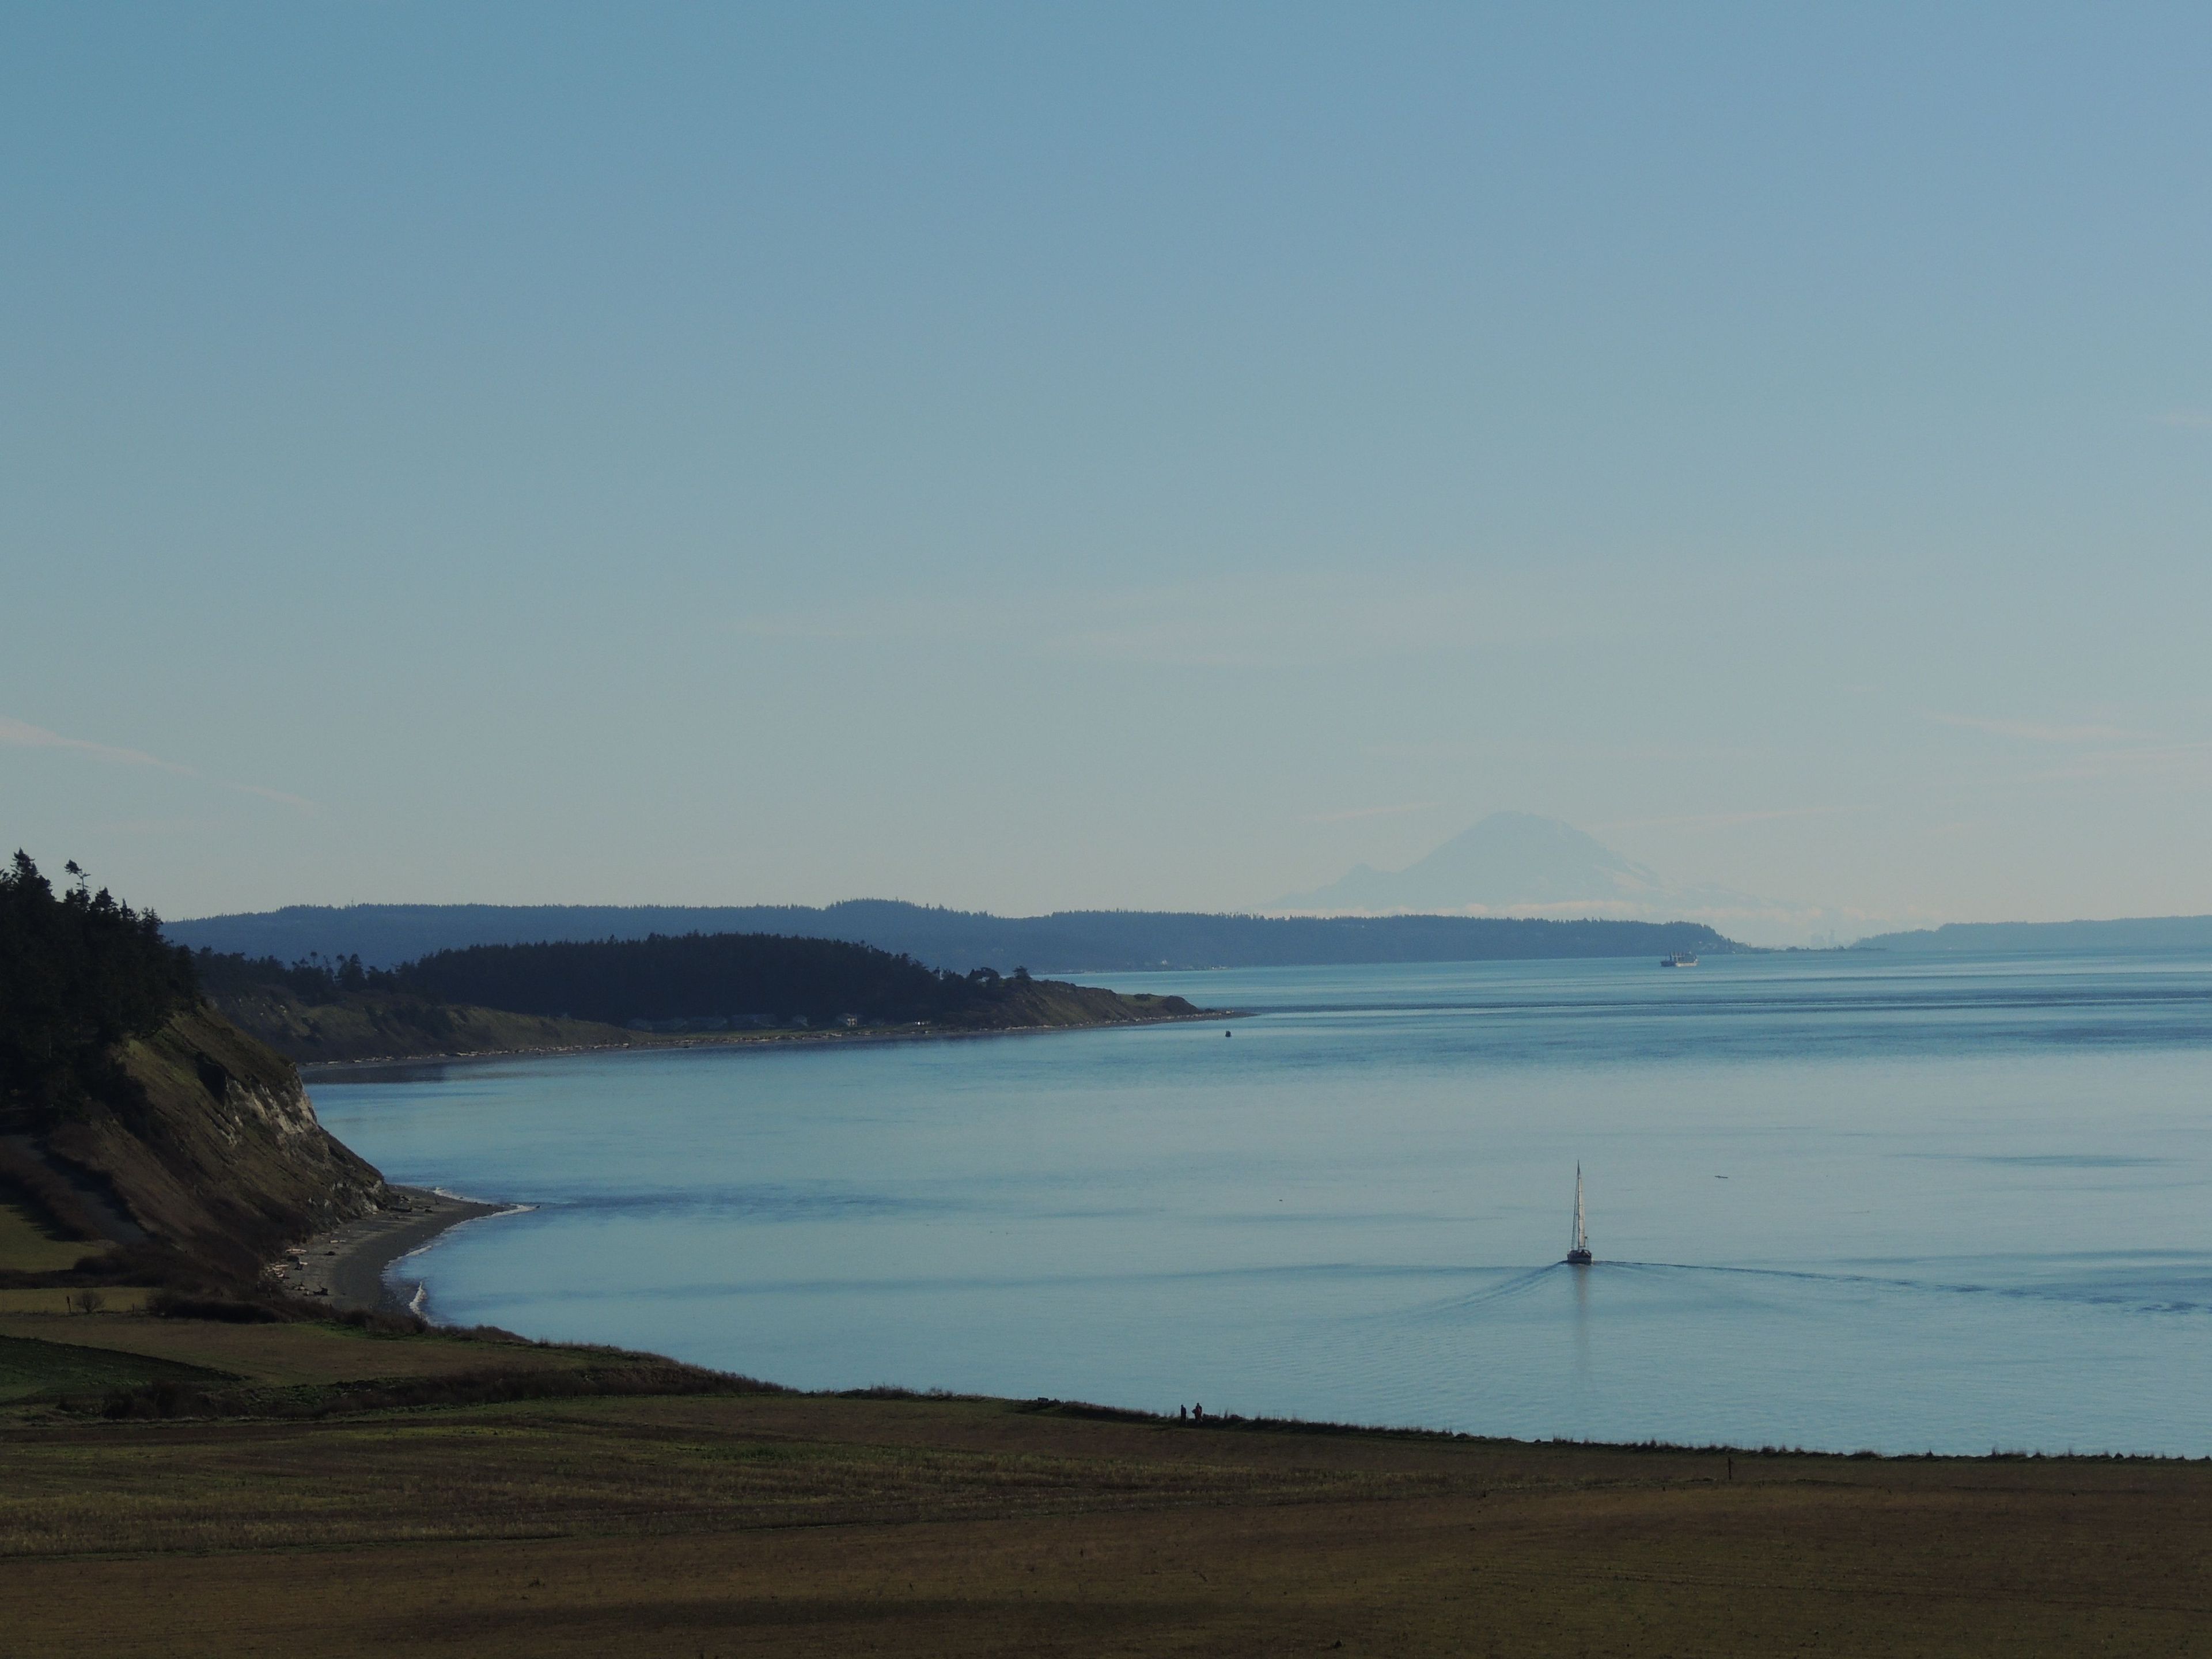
[{"x1": 194, "y1": 929, "x2": 1211, "y2": 1065}]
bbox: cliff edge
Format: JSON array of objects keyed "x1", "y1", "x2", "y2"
[
  {"x1": 36, "y1": 1004, "x2": 385, "y2": 1277},
  {"x1": 2, "y1": 852, "x2": 388, "y2": 1285}
]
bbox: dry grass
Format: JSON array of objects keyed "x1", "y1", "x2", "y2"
[
  {"x1": 0, "y1": 1395, "x2": 1394, "y2": 1558},
  {"x1": 4, "y1": 1382, "x2": 2211, "y2": 1657},
  {"x1": 0, "y1": 1287, "x2": 152, "y2": 1315}
]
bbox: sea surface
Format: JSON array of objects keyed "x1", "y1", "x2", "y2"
[{"x1": 310, "y1": 951, "x2": 2212, "y2": 1455}]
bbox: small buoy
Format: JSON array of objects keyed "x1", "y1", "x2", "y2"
[{"x1": 1224, "y1": 1029, "x2": 1232, "y2": 1037}]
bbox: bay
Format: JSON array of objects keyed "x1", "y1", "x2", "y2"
[{"x1": 309, "y1": 950, "x2": 2212, "y2": 1455}]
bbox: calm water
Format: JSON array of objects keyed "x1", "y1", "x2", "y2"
[{"x1": 311, "y1": 951, "x2": 2212, "y2": 1455}]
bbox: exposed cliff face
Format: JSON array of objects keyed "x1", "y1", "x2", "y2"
[{"x1": 38, "y1": 1005, "x2": 385, "y2": 1277}]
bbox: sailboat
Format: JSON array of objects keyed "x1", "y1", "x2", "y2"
[{"x1": 1566, "y1": 1164, "x2": 1592, "y2": 1265}]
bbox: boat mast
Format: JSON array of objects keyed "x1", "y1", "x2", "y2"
[{"x1": 1571, "y1": 1164, "x2": 1587, "y2": 1257}]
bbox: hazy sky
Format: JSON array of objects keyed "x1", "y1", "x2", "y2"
[{"x1": 6, "y1": 3, "x2": 2210, "y2": 935}]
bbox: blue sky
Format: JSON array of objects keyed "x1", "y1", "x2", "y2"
[{"x1": 4, "y1": 3, "x2": 2209, "y2": 936}]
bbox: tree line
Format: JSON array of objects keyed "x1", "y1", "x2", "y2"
[
  {"x1": 1, "y1": 853, "x2": 200, "y2": 1119},
  {"x1": 196, "y1": 930, "x2": 1039, "y2": 1029}
]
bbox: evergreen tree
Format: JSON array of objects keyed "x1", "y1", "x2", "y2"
[{"x1": 0, "y1": 853, "x2": 199, "y2": 1115}]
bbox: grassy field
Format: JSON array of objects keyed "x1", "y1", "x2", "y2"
[
  {"x1": 0, "y1": 1199, "x2": 111, "y2": 1275},
  {"x1": 0, "y1": 1310, "x2": 609, "y2": 1388},
  {"x1": 210, "y1": 987, "x2": 657, "y2": 1065},
  {"x1": 0, "y1": 1332, "x2": 229, "y2": 1404},
  {"x1": 2, "y1": 1313, "x2": 2209, "y2": 1657},
  {"x1": 0, "y1": 1287, "x2": 153, "y2": 1315}
]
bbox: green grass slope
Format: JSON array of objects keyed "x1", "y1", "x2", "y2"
[
  {"x1": 0, "y1": 1202, "x2": 110, "y2": 1276},
  {"x1": 0, "y1": 1332, "x2": 229, "y2": 1404},
  {"x1": 208, "y1": 983, "x2": 649, "y2": 1065}
]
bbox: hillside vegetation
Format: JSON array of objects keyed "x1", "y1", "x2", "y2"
[
  {"x1": 1, "y1": 852, "x2": 198, "y2": 1129},
  {"x1": 200, "y1": 978, "x2": 653, "y2": 1066}
]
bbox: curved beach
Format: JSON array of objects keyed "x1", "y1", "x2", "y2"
[{"x1": 271, "y1": 1186, "x2": 513, "y2": 1315}]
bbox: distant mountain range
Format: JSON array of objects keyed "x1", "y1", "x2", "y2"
[
  {"x1": 1854, "y1": 916, "x2": 2212, "y2": 954},
  {"x1": 1282, "y1": 815, "x2": 2212, "y2": 952},
  {"x1": 1281, "y1": 812, "x2": 1776, "y2": 925},
  {"x1": 165, "y1": 900, "x2": 1745, "y2": 975}
]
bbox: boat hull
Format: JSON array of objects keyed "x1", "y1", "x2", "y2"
[{"x1": 1566, "y1": 1249, "x2": 1592, "y2": 1266}]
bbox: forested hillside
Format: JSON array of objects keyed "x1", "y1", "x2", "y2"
[
  {"x1": 1, "y1": 852, "x2": 199, "y2": 1127},
  {"x1": 391, "y1": 933, "x2": 1012, "y2": 1028}
]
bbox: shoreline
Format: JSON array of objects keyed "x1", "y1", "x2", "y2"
[
  {"x1": 298, "y1": 1007, "x2": 1235, "y2": 1077},
  {"x1": 279, "y1": 1013, "x2": 1235, "y2": 1323},
  {"x1": 255, "y1": 1193, "x2": 2212, "y2": 1461},
  {"x1": 271, "y1": 1185, "x2": 524, "y2": 1315}
]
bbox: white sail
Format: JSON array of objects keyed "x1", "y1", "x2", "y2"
[{"x1": 1569, "y1": 1164, "x2": 1590, "y2": 1261}]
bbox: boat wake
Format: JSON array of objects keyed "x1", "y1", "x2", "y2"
[
  {"x1": 1388, "y1": 1253, "x2": 2212, "y2": 1327},
  {"x1": 1397, "y1": 1263, "x2": 1566, "y2": 1321},
  {"x1": 1603, "y1": 1258, "x2": 2212, "y2": 1318}
]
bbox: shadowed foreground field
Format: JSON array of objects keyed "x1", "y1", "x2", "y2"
[{"x1": 6, "y1": 1335, "x2": 2211, "y2": 1658}]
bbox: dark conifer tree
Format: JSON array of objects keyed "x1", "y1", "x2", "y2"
[{"x1": 0, "y1": 853, "x2": 199, "y2": 1116}]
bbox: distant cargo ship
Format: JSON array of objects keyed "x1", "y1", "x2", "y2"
[{"x1": 1660, "y1": 952, "x2": 1699, "y2": 968}]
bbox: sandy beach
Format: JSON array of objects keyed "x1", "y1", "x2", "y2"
[{"x1": 271, "y1": 1186, "x2": 517, "y2": 1315}]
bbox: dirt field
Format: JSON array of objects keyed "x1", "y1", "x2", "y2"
[{"x1": 5, "y1": 1371, "x2": 2209, "y2": 1657}]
